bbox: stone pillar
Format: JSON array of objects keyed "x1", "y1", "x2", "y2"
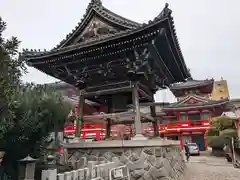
[
  {"x1": 18, "y1": 155, "x2": 37, "y2": 180},
  {"x1": 132, "y1": 83, "x2": 147, "y2": 140},
  {"x1": 75, "y1": 91, "x2": 85, "y2": 137}
]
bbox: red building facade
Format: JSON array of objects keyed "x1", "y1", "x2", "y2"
[{"x1": 160, "y1": 79, "x2": 229, "y2": 150}]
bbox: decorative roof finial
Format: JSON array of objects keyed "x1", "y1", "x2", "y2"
[
  {"x1": 156, "y1": 3, "x2": 172, "y2": 20},
  {"x1": 165, "y1": 3, "x2": 169, "y2": 8},
  {"x1": 91, "y1": 0, "x2": 102, "y2": 5}
]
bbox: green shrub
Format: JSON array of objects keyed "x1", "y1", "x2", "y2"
[
  {"x1": 206, "y1": 127, "x2": 219, "y2": 136},
  {"x1": 207, "y1": 136, "x2": 225, "y2": 148},
  {"x1": 220, "y1": 128, "x2": 237, "y2": 138},
  {"x1": 206, "y1": 116, "x2": 237, "y2": 149}
]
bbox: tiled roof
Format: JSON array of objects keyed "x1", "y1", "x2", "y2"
[
  {"x1": 170, "y1": 79, "x2": 214, "y2": 90},
  {"x1": 19, "y1": 3, "x2": 178, "y2": 62},
  {"x1": 19, "y1": 2, "x2": 191, "y2": 83}
]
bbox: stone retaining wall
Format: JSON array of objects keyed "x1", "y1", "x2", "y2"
[{"x1": 65, "y1": 140, "x2": 186, "y2": 180}]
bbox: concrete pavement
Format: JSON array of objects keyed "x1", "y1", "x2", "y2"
[{"x1": 186, "y1": 155, "x2": 240, "y2": 180}]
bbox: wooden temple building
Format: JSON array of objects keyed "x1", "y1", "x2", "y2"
[
  {"x1": 20, "y1": 0, "x2": 191, "y2": 141},
  {"x1": 51, "y1": 78, "x2": 230, "y2": 151}
]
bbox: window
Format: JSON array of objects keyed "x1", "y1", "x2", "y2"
[
  {"x1": 219, "y1": 90, "x2": 223, "y2": 93},
  {"x1": 180, "y1": 113, "x2": 187, "y2": 121},
  {"x1": 202, "y1": 112, "x2": 210, "y2": 120},
  {"x1": 188, "y1": 113, "x2": 201, "y2": 121}
]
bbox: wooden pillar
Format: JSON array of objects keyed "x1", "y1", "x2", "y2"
[
  {"x1": 132, "y1": 83, "x2": 147, "y2": 140},
  {"x1": 75, "y1": 91, "x2": 84, "y2": 137},
  {"x1": 177, "y1": 112, "x2": 180, "y2": 122},
  {"x1": 106, "y1": 119, "x2": 111, "y2": 139},
  {"x1": 150, "y1": 101, "x2": 159, "y2": 137},
  {"x1": 133, "y1": 83, "x2": 141, "y2": 135},
  {"x1": 96, "y1": 132, "x2": 101, "y2": 141},
  {"x1": 106, "y1": 97, "x2": 112, "y2": 139},
  {"x1": 82, "y1": 132, "x2": 86, "y2": 139},
  {"x1": 187, "y1": 111, "x2": 190, "y2": 126},
  {"x1": 159, "y1": 115, "x2": 165, "y2": 138}
]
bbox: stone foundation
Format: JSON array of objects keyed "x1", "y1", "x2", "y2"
[{"x1": 64, "y1": 139, "x2": 186, "y2": 180}]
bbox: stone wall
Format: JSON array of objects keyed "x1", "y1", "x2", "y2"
[{"x1": 65, "y1": 140, "x2": 186, "y2": 180}]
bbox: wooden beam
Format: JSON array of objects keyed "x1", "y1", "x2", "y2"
[
  {"x1": 86, "y1": 81, "x2": 131, "y2": 91},
  {"x1": 75, "y1": 92, "x2": 84, "y2": 137},
  {"x1": 82, "y1": 86, "x2": 132, "y2": 97},
  {"x1": 82, "y1": 111, "x2": 154, "y2": 122},
  {"x1": 137, "y1": 87, "x2": 153, "y2": 101},
  {"x1": 137, "y1": 82, "x2": 153, "y2": 96}
]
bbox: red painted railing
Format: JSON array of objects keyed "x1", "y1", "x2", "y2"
[
  {"x1": 159, "y1": 120, "x2": 209, "y2": 133},
  {"x1": 64, "y1": 120, "x2": 210, "y2": 139}
]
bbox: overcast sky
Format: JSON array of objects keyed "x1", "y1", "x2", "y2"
[{"x1": 1, "y1": 0, "x2": 240, "y2": 102}]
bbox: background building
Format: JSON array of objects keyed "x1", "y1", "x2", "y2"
[
  {"x1": 210, "y1": 77, "x2": 230, "y2": 100},
  {"x1": 160, "y1": 79, "x2": 229, "y2": 151}
]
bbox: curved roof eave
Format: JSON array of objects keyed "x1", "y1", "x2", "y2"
[
  {"x1": 20, "y1": 2, "x2": 190, "y2": 80},
  {"x1": 170, "y1": 79, "x2": 214, "y2": 91}
]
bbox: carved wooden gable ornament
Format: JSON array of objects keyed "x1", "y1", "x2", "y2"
[{"x1": 73, "y1": 16, "x2": 119, "y2": 44}]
